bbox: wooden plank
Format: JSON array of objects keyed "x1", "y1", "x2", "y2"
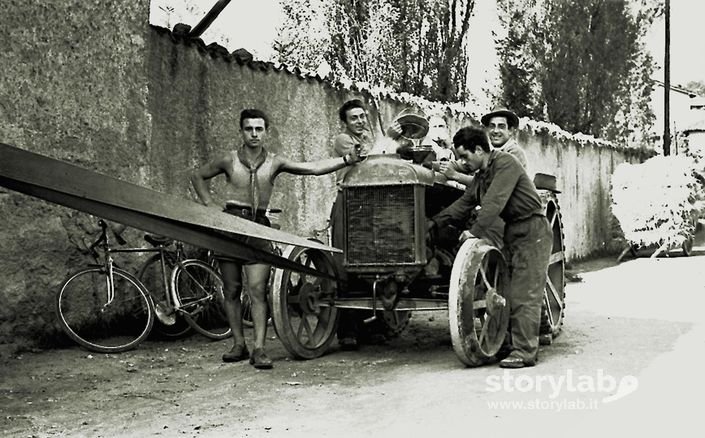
[
  {"x1": 0, "y1": 175, "x2": 336, "y2": 279},
  {"x1": 0, "y1": 143, "x2": 340, "y2": 254}
]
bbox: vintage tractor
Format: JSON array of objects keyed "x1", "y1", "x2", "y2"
[{"x1": 270, "y1": 153, "x2": 565, "y2": 366}]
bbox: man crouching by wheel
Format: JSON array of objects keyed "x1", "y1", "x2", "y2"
[
  {"x1": 429, "y1": 127, "x2": 552, "y2": 368},
  {"x1": 191, "y1": 108, "x2": 364, "y2": 369}
]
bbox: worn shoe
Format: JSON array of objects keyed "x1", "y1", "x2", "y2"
[
  {"x1": 222, "y1": 344, "x2": 249, "y2": 363},
  {"x1": 249, "y1": 348, "x2": 273, "y2": 369},
  {"x1": 499, "y1": 353, "x2": 536, "y2": 369},
  {"x1": 339, "y1": 337, "x2": 359, "y2": 351}
]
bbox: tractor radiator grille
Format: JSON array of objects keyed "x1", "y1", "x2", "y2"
[{"x1": 345, "y1": 185, "x2": 416, "y2": 265}]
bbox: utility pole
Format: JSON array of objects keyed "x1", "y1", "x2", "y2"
[{"x1": 663, "y1": 0, "x2": 671, "y2": 155}]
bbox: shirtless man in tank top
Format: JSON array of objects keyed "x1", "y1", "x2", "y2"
[{"x1": 191, "y1": 108, "x2": 363, "y2": 369}]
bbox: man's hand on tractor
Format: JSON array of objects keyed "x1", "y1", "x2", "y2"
[{"x1": 344, "y1": 144, "x2": 367, "y2": 165}]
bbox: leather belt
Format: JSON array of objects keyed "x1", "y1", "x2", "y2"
[{"x1": 224, "y1": 201, "x2": 281, "y2": 217}]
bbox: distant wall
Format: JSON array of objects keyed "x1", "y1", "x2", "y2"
[
  {"x1": 0, "y1": 1, "x2": 649, "y2": 350},
  {"x1": 517, "y1": 130, "x2": 647, "y2": 259}
]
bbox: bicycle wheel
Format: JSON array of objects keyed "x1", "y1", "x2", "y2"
[
  {"x1": 138, "y1": 254, "x2": 192, "y2": 338},
  {"x1": 211, "y1": 261, "x2": 268, "y2": 328},
  {"x1": 171, "y1": 260, "x2": 231, "y2": 340},
  {"x1": 208, "y1": 257, "x2": 254, "y2": 328},
  {"x1": 241, "y1": 287, "x2": 255, "y2": 328},
  {"x1": 56, "y1": 267, "x2": 154, "y2": 353}
]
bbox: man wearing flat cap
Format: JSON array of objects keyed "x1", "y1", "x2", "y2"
[
  {"x1": 481, "y1": 108, "x2": 527, "y2": 169},
  {"x1": 439, "y1": 108, "x2": 529, "y2": 248}
]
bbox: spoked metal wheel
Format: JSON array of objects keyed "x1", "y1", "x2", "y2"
[
  {"x1": 449, "y1": 239, "x2": 510, "y2": 367},
  {"x1": 270, "y1": 245, "x2": 339, "y2": 359},
  {"x1": 539, "y1": 191, "x2": 566, "y2": 345},
  {"x1": 171, "y1": 260, "x2": 231, "y2": 340}
]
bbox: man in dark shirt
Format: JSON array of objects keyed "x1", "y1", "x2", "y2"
[{"x1": 430, "y1": 127, "x2": 552, "y2": 368}]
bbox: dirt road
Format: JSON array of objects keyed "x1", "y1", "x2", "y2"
[{"x1": 2, "y1": 251, "x2": 704, "y2": 437}]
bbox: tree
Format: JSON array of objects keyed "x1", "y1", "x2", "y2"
[
  {"x1": 496, "y1": 0, "x2": 545, "y2": 119},
  {"x1": 275, "y1": 0, "x2": 475, "y2": 103},
  {"x1": 273, "y1": 0, "x2": 331, "y2": 70},
  {"x1": 496, "y1": 0, "x2": 662, "y2": 145},
  {"x1": 421, "y1": 0, "x2": 475, "y2": 102}
]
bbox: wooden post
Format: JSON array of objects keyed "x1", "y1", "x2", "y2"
[{"x1": 189, "y1": 0, "x2": 232, "y2": 38}]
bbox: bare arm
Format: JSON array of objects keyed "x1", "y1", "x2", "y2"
[
  {"x1": 431, "y1": 184, "x2": 479, "y2": 230},
  {"x1": 439, "y1": 160, "x2": 474, "y2": 186},
  {"x1": 275, "y1": 154, "x2": 356, "y2": 176},
  {"x1": 190, "y1": 153, "x2": 230, "y2": 207}
]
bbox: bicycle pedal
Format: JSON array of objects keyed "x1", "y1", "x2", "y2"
[{"x1": 155, "y1": 303, "x2": 176, "y2": 326}]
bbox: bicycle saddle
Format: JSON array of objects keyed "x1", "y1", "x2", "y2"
[{"x1": 144, "y1": 234, "x2": 173, "y2": 247}]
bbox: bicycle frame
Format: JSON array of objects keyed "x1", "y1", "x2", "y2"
[
  {"x1": 114, "y1": 245, "x2": 178, "y2": 306},
  {"x1": 90, "y1": 221, "x2": 185, "y2": 315}
]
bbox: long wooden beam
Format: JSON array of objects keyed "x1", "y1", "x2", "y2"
[{"x1": 0, "y1": 143, "x2": 340, "y2": 279}]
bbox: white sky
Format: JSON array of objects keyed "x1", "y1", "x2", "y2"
[
  {"x1": 149, "y1": 0, "x2": 284, "y2": 59},
  {"x1": 646, "y1": 0, "x2": 705, "y2": 87},
  {"x1": 149, "y1": 0, "x2": 705, "y2": 89}
]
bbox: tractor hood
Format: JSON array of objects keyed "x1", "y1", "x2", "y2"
[{"x1": 341, "y1": 154, "x2": 438, "y2": 187}]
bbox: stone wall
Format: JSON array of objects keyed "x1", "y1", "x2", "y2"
[
  {"x1": 0, "y1": 0, "x2": 152, "y2": 349},
  {"x1": 0, "y1": 1, "x2": 650, "y2": 349}
]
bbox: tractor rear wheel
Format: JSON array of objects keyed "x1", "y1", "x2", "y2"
[
  {"x1": 270, "y1": 246, "x2": 339, "y2": 359},
  {"x1": 538, "y1": 191, "x2": 566, "y2": 345}
]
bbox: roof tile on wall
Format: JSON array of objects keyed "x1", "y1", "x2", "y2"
[{"x1": 150, "y1": 24, "x2": 640, "y2": 151}]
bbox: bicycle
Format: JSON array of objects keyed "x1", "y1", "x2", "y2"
[
  {"x1": 135, "y1": 231, "x2": 232, "y2": 342},
  {"x1": 56, "y1": 220, "x2": 230, "y2": 353},
  {"x1": 136, "y1": 234, "x2": 198, "y2": 339}
]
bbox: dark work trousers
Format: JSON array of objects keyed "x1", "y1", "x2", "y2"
[
  {"x1": 330, "y1": 191, "x2": 366, "y2": 340},
  {"x1": 503, "y1": 214, "x2": 552, "y2": 362}
]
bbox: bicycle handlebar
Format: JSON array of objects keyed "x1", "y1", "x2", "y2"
[
  {"x1": 87, "y1": 221, "x2": 108, "y2": 261},
  {"x1": 88, "y1": 219, "x2": 128, "y2": 260}
]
